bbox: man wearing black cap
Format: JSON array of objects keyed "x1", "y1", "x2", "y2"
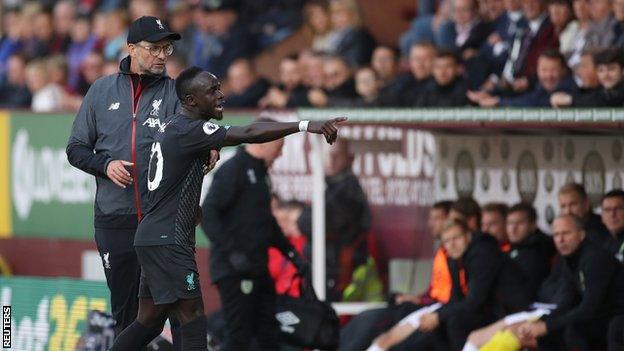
[{"x1": 67, "y1": 16, "x2": 215, "y2": 346}]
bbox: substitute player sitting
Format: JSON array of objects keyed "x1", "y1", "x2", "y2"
[{"x1": 110, "y1": 66, "x2": 346, "y2": 350}]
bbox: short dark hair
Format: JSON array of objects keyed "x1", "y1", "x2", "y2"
[
  {"x1": 374, "y1": 45, "x2": 399, "y2": 59},
  {"x1": 175, "y1": 66, "x2": 203, "y2": 101},
  {"x1": 433, "y1": 200, "x2": 453, "y2": 214},
  {"x1": 558, "y1": 183, "x2": 588, "y2": 200},
  {"x1": 540, "y1": 49, "x2": 567, "y2": 68},
  {"x1": 451, "y1": 197, "x2": 482, "y2": 227},
  {"x1": 482, "y1": 202, "x2": 509, "y2": 218},
  {"x1": 594, "y1": 48, "x2": 624, "y2": 67},
  {"x1": 602, "y1": 189, "x2": 624, "y2": 204},
  {"x1": 410, "y1": 41, "x2": 437, "y2": 53},
  {"x1": 436, "y1": 49, "x2": 461, "y2": 64},
  {"x1": 549, "y1": 0, "x2": 572, "y2": 8},
  {"x1": 508, "y1": 202, "x2": 538, "y2": 224}
]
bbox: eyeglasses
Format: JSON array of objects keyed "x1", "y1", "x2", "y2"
[{"x1": 136, "y1": 43, "x2": 174, "y2": 57}]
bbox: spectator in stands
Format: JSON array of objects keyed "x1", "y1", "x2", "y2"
[
  {"x1": 259, "y1": 55, "x2": 309, "y2": 108},
  {"x1": 585, "y1": 0, "x2": 618, "y2": 50},
  {"x1": 562, "y1": 0, "x2": 592, "y2": 67},
  {"x1": 166, "y1": 2, "x2": 195, "y2": 64},
  {"x1": 15, "y1": 4, "x2": 39, "y2": 60},
  {"x1": 51, "y1": 0, "x2": 76, "y2": 53},
  {"x1": 478, "y1": 0, "x2": 526, "y2": 86},
  {"x1": 0, "y1": 9, "x2": 25, "y2": 74},
  {"x1": 447, "y1": 0, "x2": 493, "y2": 60},
  {"x1": 552, "y1": 48, "x2": 624, "y2": 107},
  {"x1": 497, "y1": 0, "x2": 558, "y2": 95},
  {"x1": 25, "y1": 58, "x2": 63, "y2": 112},
  {"x1": 549, "y1": 0, "x2": 575, "y2": 53},
  {"x1": 325, "y1": 0, "x2": 376, "y2": 66},
  {"x1": 600, "y1": 190, "x2": 624, "y2": 261},
  {"x1": 165, "y1": 55, "x2": 185, "y2": 80},
  {"x1": 103, "y1": 10, "x2": 129, "y2": 61},
  {"x1": 506, "y1": 203, "x2": 556, "y2": 300},
  {"x1": 557, "y1": 183, "x2": 610, "y2": 245},
  {"x1": 308, "y1": 55, "x2": 357, "y2": 107},
  {"x1": 76, "y1": 52, "x2": 104, "y2": 96},
  {"x1": 223, "y1": 58, "x2": 269, "y2": 108},
  {"x1": 67, "y1": 15, "x2": 99, "y2": 92},
  {"x1": 481, "y1": 202, "x2": 510, "y2": 249},
  {"x1": 369, "y1": 218, "x2": 529, "y2": 351},
  {"x1": 397, "y1": 42, "x2": 437, "y2": 106},
  {"x1": 339, "y1": 201, "x2": 453, "y2": 351},
  {"x1": 612, "y1": 0, "x2": 624, "y2": 46},
  {"x1": 128, "y1": 0, "x2": 161, "y2": 21},
  {"x1": 298, "y1": 50, "x2": 326, "y2": 91},
  {"x1": 47, "y1": 54, "x2": 82, "y2": 111},
  {"x1": 548, "y1": 50, "x2": 598, "y2": 106},
  {"x1": 398, "y1": 0, "x2": 454, "y2": 56},
  {"x1": 517, "y1": 214, "x2": 624, "y2": 351},
  {"x1": 304, "y1": 0, "x2": 333, "y2": 52},
  {"x1": 370, "y1": 46, "x2": 403, "y2": 106},
  {"x1": 468, "y1": 50, "x2": 576, "y2": 107},
  {"x1": 191, "y1": 1, "x2": 255, "y2": 79},
  {"x1": 371, "y1": 46, "x2": 399, "y2": 88},
  {"x1": 573, "y1": 50, "x2": 600, "y2": 89},
  {"x1": 417, "y1": 50, "x2": 468, "y2": 106},
  {"x1": 239, "y1": 0, "x2": 305, "y2": 49},
  {"x1": 298, "y1": 139, "x2": 372, "y2": 301},
  {"x1": 91, "y1": 11, "x2": 109, "y2": 51},
  {"x1": 348, "y1": 66, "x2": 382, "y2": 107},
  {"x1": 31, "y1": 11, "x2": 55, "y2": 58},
  {"x1": 0, "y1": 54, "x2": 31, "y2": 108},
  {"x1": 480, "y1": 0, "x2": 507, "y2": 23}
]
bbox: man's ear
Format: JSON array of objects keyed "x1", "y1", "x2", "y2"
[
  {"x1": 184, "y1": 94, "x2": 196, "y2": 106},
  {"x1": 127, "y1": 44, "x2": 136, "y2": 57}
]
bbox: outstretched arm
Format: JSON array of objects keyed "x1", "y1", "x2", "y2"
[{"x1": 223, "y1": 118, "x2": 347, "y2": 146}]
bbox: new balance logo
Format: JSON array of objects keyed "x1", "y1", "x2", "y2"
[{"x1": 108, "y1": 102, "x2": 120, "y2": 110}]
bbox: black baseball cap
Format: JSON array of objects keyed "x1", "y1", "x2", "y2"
[{"x1": 127, "y1": 16, "x2": 181, "y2": 44}]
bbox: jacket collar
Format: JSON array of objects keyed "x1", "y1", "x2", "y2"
[
  {"x1": 237, "y1": 146, "x2": 267, "y2": 170},
  {"x1": 118, "y1": 55, "x2": 169, "y2": 81}
]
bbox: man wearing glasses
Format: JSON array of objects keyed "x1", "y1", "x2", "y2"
[{"x1": 67, "y1": 16, "x2": 215, "y2": 347}]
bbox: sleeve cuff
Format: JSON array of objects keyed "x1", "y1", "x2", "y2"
[{"x1": 102, "y1": 158, "x2": 113, "y2": 177}]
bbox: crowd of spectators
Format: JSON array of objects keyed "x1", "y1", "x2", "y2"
[
  {"x1": 340, "y1": 184, "x2": 624, "y2": 351},
  {"x1": 3, "y1": 0, "x2": 624, "y2": 112}
]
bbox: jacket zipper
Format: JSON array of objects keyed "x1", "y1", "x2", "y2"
[{"x1": 130, "y1": 78, "x2": 143, "y2": 221}]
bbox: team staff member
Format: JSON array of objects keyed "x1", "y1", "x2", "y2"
[
  {"x1": 203, "y1": 113, "x2": 346, "y2": 349},
  {"x1": 600, "y1": 190, "x2": 624, "y2": 261},
  {"x1": 369, "y1": 218, "x2": 529, "y2": 351},
  {"x1": 505, "y1": 203, "x2": 556, "y2": 300},
  {"x1": 67, "y1": 16, "x2": 217, "y2": 342},
  {"x1": 518, "y1": 214, "x2": 624, "y2": 351}
]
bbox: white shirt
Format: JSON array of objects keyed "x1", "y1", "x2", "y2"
[
  {"x1": 31, "y1": 84, "x2": 63, "y2": 112},
  {"x1": 528, "y1": 13, "x2": 548, "y2": 36}
]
